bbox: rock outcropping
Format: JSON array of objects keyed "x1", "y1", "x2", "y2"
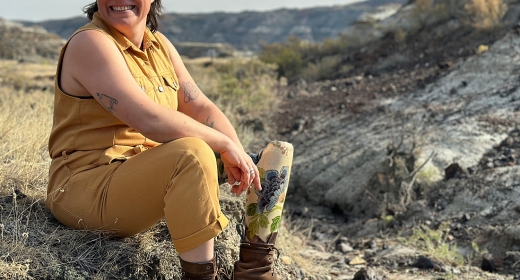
[{"x1": 0, "y1": 18, "x2": 64, "y2": 61}]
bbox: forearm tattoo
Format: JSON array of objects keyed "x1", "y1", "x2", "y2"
[
  {"x1": 182, "y1": 81, "x2": 200, "y2": 103},
  {"x1": 96, "y1": 93, "x2": 118, "y2": 113},
  {"x1": 204, "y1": 116, "x2": 215, "y2": 128}
]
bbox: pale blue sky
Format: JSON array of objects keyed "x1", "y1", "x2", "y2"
[{"x1": 2, "y1": 0, "x2": 366, "y2": 21}]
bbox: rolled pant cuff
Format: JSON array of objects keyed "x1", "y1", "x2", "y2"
[{"x1": 173, "y1": 214, "x2": 229, "y2": 253}]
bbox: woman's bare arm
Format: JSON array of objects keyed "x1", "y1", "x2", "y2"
[
  {"x1": 157, "y1": 32, "x2": 261, "y2": 192},
  {"x1": 157, "y1": 33, "x2": 244, "y2": 150}
]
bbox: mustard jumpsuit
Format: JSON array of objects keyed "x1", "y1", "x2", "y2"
[{"x1": 46, "y1": 13, "x2": 229, "y2": 253}]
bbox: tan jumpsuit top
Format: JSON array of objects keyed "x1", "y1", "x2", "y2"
[{"x1": 46, "y1": 12, "x2": 229, "y2": 253}]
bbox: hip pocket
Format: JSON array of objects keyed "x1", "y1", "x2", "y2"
[{"x1": 50, "y1": 163, "x2": 120, "y2": 229}]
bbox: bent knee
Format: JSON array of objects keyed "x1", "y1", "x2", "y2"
[
  {"x1": 172, "y1": 137, "x2": 213, "y2": 157},
  {"x1": 165, "y1": 137, "x2": 216, "y2": 168}
]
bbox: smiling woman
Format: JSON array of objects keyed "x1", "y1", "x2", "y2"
[
  {"x1": 44, "y1": 0, "x2": 279, "y2": 279},
  {"x1": 83, "y1": 0, "x2": 162, "y2": 32}
]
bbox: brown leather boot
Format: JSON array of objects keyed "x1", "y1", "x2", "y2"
[
  {"x1": 180, "y1": 253, "x2": 223, "y2": 280},
  {"x1": 234, "y1": 233, "x2": 280, "y2": 280}
]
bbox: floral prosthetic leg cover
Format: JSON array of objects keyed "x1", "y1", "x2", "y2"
[{"x1": 245, "y1": 141, "x2": 294, "y2": 243}]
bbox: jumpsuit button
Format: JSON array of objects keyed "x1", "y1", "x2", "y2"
[
  {"x1": 141, "y1": 86, "x2": 145, "y2": 92},
  {"x1": 173, "y1": 81, "x2": 179, "y2": 88},
  {"x1": 158, "y1": 86, "x2": 164, "y2": 92}
]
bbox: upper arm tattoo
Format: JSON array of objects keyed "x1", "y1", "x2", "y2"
[
  {"x1": 96, "y1": 92, "x2": 118, "y2": 113},
  {"x1": 204, "y1": 116, "x2": 215, "y2": 128},
  {"x1": 182, "y1": 81, "x2": 200, "y2": 103}
]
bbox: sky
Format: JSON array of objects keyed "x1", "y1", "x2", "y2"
[{"x1": 1, "y1": 0, "x2": 366, "y2": 22}]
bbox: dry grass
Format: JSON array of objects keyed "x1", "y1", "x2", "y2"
[
  {"x1": 410, "y1": 0, "x2": 508, "y2": 31},
  {"x1": 465, "y1": 0, "x2": 508, "y2": 29}
]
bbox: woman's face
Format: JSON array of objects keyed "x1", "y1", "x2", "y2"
[{"x1": 96, "y1": 0, "x2": 154, "y2": 33}]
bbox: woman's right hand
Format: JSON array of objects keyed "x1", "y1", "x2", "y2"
[{"x1": 219, "y1": 143, "x2": 261, "y2": 196}]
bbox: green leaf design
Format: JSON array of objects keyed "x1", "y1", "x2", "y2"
[
  {"x1": 259, "y1": 168, "x2": 266, "y2": 181},
  {"x1": 248, "y1": 219, "x2": 259, "y2": 240},
  {"x1": 259, "y1": 215, "x2": 269, "y2": 228},
  {"x1": 246, "y1": 203, "x2": 258, "y2": 216},
  {"x1": 270, "y1": 216, "x2": 281, "y2": 232}
]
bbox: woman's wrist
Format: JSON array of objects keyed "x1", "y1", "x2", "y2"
[{"x1": 214, "y1": 135, "x2": 235, "y2": 155}]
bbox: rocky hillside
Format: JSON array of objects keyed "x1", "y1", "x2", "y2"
[
  {"x1": 263, "y1": 0, "x2": 520, "y2": 278},
  {"x1": 0, "y1": 18, "x2": 64, "y2": 62},
  {"x1": 19, "y1": 0, "x2": 407, "y2": 52}
]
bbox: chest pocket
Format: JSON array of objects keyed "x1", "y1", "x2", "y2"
[
  {"x1": 161, "y1": 75, "x2": 179, "y2": 111},
  {"x1": 137, "y1": 74, "x2": 179, "y2": 111}
]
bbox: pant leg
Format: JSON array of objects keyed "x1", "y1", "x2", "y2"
[{"x1": 49, "y1": 137, "x2": 229, "y2": 253}]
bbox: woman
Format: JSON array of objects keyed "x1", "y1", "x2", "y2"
[{"x1": 46, "y1": 0, "x2": 274, "y2": 278}]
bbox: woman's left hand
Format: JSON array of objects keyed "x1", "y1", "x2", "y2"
[{"x1": 220, "y1": 147, "x2": 261, "y2": 196}]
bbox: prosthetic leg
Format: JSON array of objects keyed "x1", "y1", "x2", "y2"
[{"x1": 235, "y1": 141, "x2": 294, "y2": 279}]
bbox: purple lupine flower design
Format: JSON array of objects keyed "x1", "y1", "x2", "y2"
[{"x1": 255, "y1": 166, "x2": 289, "y2": 213}]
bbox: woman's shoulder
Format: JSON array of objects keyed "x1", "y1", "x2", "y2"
[
  {"x1": 68, "y1": 29, "x2": 114, "y2": 50},
  {"x1": 68, "y1": 22, "x2": 108, "y2": 41},
  {"x1": 64, "y1": 28, "x2": 121, "y2": 63}
]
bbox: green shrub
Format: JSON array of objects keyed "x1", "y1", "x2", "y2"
[
  {"x1": 259, "y1": 37, "x2": 306, "y2": 83},
  {"x1": 259, "y1": 35, "x2": 356, "y2": 83},
  {"x1": 400, "y1": 222, "x2": 465, "y2": 266},
  {"x1": 301, "y1": 55, "x2": 342, "y2": 82}
]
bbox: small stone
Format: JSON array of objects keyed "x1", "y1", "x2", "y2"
[
  {"x1": 413, "y1": 256, "x2": 434, "y2": 269},
  {"x1": 480, "y1": 207, "x2": 494, "y2": 217},
  {"x1": 349, "y1": 256, "x2": 366, "y2": 265},
  {"x1": 368, "y1": 239, "x2": 378, "y2": 250},
  {"x1": 452, "y1": 268, "x2": 461, "y2": 274},
  {"x1": 339, "y1": 243, "x2": 354, "y2": 253},
  {"x1": 352, "y1": 268, "x2": 369, "y2": 280},
  {"x1": 482, "y1": 256, "x2": 496, "y2": 272},
  {"x1": 280, "y1": 256, "x2": 292, "y2": 265}
]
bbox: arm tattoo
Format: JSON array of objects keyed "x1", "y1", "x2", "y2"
[
  {"x1": 182, "y1": 81, "x2": 200, "y2": 103},
  {"x1": 204, "y1": 116, "x2": 215, "y2": 128},
  {"x1": 96, "y1": 93, "x2": 118, "y2": 113}
]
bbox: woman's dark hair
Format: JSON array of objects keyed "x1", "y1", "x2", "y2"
[{"x1": 83, "y1": 1, "x2": 163, "y2": 33}]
